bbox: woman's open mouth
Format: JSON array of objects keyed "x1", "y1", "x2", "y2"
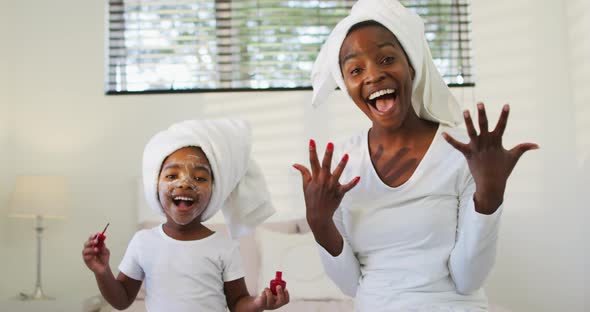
[{"x1": 367, "y1": 88, "x2": 397, "y2": 114}]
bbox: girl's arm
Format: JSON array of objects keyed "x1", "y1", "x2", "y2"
[
  {"x1": 224, "y1": 278, "x2": 289, "y2": 312},
  {"x1": 94, "y1": 269, "x2": 142, "y2": 310},
  {"x1": 83, "y1": 233, "x2": 142, "y2": 310}
]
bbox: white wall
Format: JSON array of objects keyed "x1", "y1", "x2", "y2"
[
  {"x1": 566, "y1": 0, "x2": 590, "y2": 166},
  {"x1": 565, "y1": 0, "x2": 590, "y2": 308},
  {"x1": 0, "y1": 0, "x2": 586, "y2": 311},
  {"x1": 0, "y1": 0, "x2": 15, "y2": 297},
  {"x1": 469, "y1": 1, "x2": 585, "y2": 311}
]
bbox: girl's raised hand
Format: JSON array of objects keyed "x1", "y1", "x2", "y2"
[{"x1": 82, "y1": 233, "x2": 111, "y2": 275}]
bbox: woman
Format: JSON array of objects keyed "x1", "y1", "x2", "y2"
[{"x1": 292, "y1": 0, "x2": 538, "y2": 311}]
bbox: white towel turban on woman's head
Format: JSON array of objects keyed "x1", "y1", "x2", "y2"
[
  {"x1": 311, "y1": 0, "x2": 463, "y2": 126},
  {"x1": 142, "y1": 118, "x2": 275, "y2": 239}
]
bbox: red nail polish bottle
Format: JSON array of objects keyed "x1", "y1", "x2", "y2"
[
  {"x1": 96, "y1": 233, "x2": 106, "y2": 248},
  {"x1": 96, "y1": 223, "x2": 109, "y2": 248},
  {"x1": 270, "y1": 271, "x2": 286, "y2": 295}
]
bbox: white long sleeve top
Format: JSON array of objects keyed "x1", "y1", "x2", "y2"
[{"x1": 318, "y1": 125, "x2": 503, "y2": 312}]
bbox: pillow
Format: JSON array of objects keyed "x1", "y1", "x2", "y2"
[
  {"x1": 207, "y1": 221, "x2": 299, "y2": 293},
  {"x1": 295, "y1": 218, "x2": 311, "y2": 233},
  {"x1": 255, "y1": 227, "x2": 349, "y2": 300}
]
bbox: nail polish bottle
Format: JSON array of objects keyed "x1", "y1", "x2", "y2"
[
  {"x1": 95, "y1": 223, "x2": 109, "y2": 248},
  {"x1": 96, "y1": 233, "x2": 107, "y2": 248},
  {"x1": 270, "y1": 271, "x2": 286, "y2": 295}
]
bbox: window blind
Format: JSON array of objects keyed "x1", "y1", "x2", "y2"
[{"x1": 107, "y1": 0, "x2": 473, "y2": 94}]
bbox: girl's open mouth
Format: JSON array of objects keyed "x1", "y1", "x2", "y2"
[{"x1": 172, "y1": 196, "x2": 195, "y2": 211}]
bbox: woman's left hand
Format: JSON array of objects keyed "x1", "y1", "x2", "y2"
[{"x1": 442, "y1": 103, "x2": 539, "y2": 214}]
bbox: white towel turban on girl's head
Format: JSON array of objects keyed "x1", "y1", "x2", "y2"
[
  {"x1": 311, "y1": 0, "x2": 463, "y2": 126},
  {"x1": 142, "y1": 118, "x2": 275, "y2": 239}
]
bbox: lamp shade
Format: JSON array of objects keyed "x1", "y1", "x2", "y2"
[{"x1": 9, "y1": 176, "x2": 67, "y2": 219}]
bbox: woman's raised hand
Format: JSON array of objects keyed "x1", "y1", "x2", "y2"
[
  {"x1": 293, "y1": 140, "x2": 360, "y2": 228},
  {"x1": 442, "y1": 103, "x2": 538, "y2": 214}
]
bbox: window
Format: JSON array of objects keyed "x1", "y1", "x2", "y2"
[{"x1": 106, "y1": 0, "x2": 473, "y2": 94}]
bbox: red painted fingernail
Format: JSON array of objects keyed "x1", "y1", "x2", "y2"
[
  {"x1": 463, "y1": 110, "x2": 469, "y2": 118},
  {"x1": 292, "y1": 164, "x2": 298, "y2": 169},
  {"x1": 342, "y1": 154, "x2": 349, "y2": 162},
  {"x1": 354, "y1": 176, "x2": 360, "y2": 183},
  {"x1": 477, "y1": 103, "x2": 484, "y2": 110},
  {"x1": 327, "y1": 142, "x2": 334, "y2": 151},
  {"x1": 309, "y1": 139, "x2": 315, "y2": 149}
]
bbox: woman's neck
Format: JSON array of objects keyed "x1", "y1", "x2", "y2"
[
  {"x1": 370, "y1": 114, "x2": 439, "y2": 150},
  {"x1": 162, "y1": 218, "x2": 213, "y2": 241}
]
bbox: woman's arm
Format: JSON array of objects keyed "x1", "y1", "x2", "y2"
[
  {"x1": 293, "y1": 140, "x2": 362, "y2": 297},
  {"x1": 448, "y1": 172, "x2": 502, "y2": 295},
  {"x1": 314, "y1": 205, "x2": 362, "y2": 297},
  {"x1": 443, "y1": 103, "x2": 537, "y2": 294}
]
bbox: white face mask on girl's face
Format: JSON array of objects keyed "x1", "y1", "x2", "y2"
[{"x1": 157, "y1": 147, "x2": 213, "y2": 226}]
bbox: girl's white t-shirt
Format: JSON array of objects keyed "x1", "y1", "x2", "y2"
[{"x1": 119, "y1": 225, "x2": 244, "y2": 312}]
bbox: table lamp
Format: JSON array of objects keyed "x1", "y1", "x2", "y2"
[{"x1": 9, "y1": 175, "x2": 66, "y2": 300}]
